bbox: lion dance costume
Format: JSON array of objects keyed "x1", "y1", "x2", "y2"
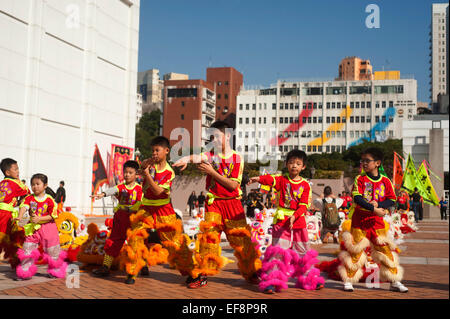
[
  {"x1": 0, "y1": 177, "x2": 29, "y2": 269},
  {"x1": 120, "y1": 163, "x2": 185, "y2": 280},
  {"x1": 182, "y1": 151, "x2": 261, "y2": 286},
  {"x1": 16, "y1": 194, "x2": 67, "y2": 279},
  {"x1": 337, "y1": 173, "x2": 405, "y2": 288},
  {"x1": 257, "y1": 174, "x2": 324, "y2": 292}
]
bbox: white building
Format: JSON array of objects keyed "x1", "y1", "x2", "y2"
[
  {"x1": 236, "y1": 78, "x2": 417, "y2": 161},
  {"x1": 430, "y1": 3, "x2": 449, "y2": 111},
  {"x1": 136, "y1": 93, "x2": 143, "y2": 123},
  {"x1": 402, "y1": 114, "x2": 449, "y2": 172},
  {"x1": 0, "y1": 0, "x2": 140, "y2": 214}
]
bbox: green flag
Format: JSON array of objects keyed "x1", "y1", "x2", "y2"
[
  {"x1": 379, "y1": 164, "x2": 388, "y2": 178},
  {"x1": 401, "y1": 154, "x2": 417, "y2": 193},
  {"x1": 416, "y1": 162, "x2": 440, "y2": 206}
]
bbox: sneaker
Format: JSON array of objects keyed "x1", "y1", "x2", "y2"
[
  {"x1": 187, "y1": 275, "x2": 207, "y2": 289},
  {"x1": 140, "y1": 266, "x2": 150, "y2": 276},
  {"x1": 185, "y1": 276, "x2": 195, "y2": 284},
  {"x1": 343, "y1": 282, "x2": 354, "y2": 292},
  {"x1": 92, "y1": 266, "x2": 110, "y2": 277},
  {"x1": 316, "y1": 283, "x2": 325, "y2": 290},
  {"x1": 390, "y1": 281, "x2": 408, "y2": 293},
  {"x1": 125, "y1": 275, "x2": 135, "y2": 285},
  {"x1": 264, "y1": 285, "x2": 275, "y2": 294},
  {"x1": 14, "y1": 277, "x2": 31, "y2": 281}
]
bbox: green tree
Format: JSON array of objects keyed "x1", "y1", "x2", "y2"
[{"x1": 135, "y1": 109, "x2": 162, "y2": 159}]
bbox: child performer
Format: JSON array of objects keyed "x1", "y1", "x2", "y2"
[
  {"x1": 338, "y1": 147, "x2": 408, "y2": 293},
  {"x1": 91, "y1": 160, "x2": 143, "y2": 280},
  {"x1": 15, "y1": 174, "x2": 67, "y2": 280},
  {"x1": 0, "y1": 158, "x2": 30, "y2": 269},
  {"x1": 174, "y1": 121, "x2": 261, "y2": 289},
  {"x1": 248, "y1": 149, "x2": 324, "y2": 294},
  {"x1": 121, "y1": 136, "x2": 182, "y2": 285}
]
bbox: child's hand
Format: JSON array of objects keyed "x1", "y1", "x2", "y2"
[
  {"x1": 30, "y1": 215, "x2": 41, "y2": 224},
  {"x1": 140, "y1": 158, "x2": 154, "y2": 170},
  {"x1": 373, "y1": 207, "x2": 386, "y2": 217},
  {"x1": 370, "y1": 200, "x2": 378, "y2": 208},
  {"x1": 173, "y1": 158, "x2": 188, "y2": 171},
  {"x1": 247, "y1": 177, "x2": 260, "y2": 185},
  {"x1": 198, "y1": 162, "x2": 215, "y2": 176},
  {"x1": 90, "y1": 193, "x2": 105, "y2": 200},
  {"x1": 289, "y1": 215, "x2": 296, "y2": 229}
]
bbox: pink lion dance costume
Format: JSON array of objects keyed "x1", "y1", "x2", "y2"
[
  {"x1": 16, "y1": 194, "x2": 68, "y2": 279},
  {"x1": 258, "y1": 245, "x2": 324, "y2": 292}
]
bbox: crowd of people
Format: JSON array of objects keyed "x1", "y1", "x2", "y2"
[{"x1": 0, "y1": 119, "x2": 422, "y2": 294}]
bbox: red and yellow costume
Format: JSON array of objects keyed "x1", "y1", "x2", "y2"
[
  {"x1": 338, "y1": 173, "x2": 403, "y2": 284},
  {"x1": 0, "y1": 178, "x2": 29, "y2": 268},
  {"x1": 100, "y1": 182, "x2": 142, "y2": 269},
  {"x1": 188, "y1": 150, "x2": 261, "y2": 281},
  {"x1": 120, "y1": 163, "x2": 179, "y2": 277},
  {"x1": 16, "y1": 194, "x2": 67, "y2": 279}
]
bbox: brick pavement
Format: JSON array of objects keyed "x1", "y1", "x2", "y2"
[{"x1": 0, "y1": 219, "x2": 448, "y2": 299}]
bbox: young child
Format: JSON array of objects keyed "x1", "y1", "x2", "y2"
[
  {"x1": 15, "y1": 173, "x2": 67, "y2": 280},
  {"x1": 91, "y1": 160, "x2": 143, "y2": 280},
  {"x1": 0, "y1": 158, "x2": 30, "y2": 268},
  {"x1": 248, "y1": 149, "x2": 324, "y2": 293},
  {"x1": 121, "y1": 136, "x2": 181, "y2": 284},
  {"x1": 338, "y1": 147, "x2": 408, "y2": 293},
  {"x1": 174, "y1": 120, "x2": 261, "y2": 289}
]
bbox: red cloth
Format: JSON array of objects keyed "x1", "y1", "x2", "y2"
[
  {"x1": 0, "y1": 178, "x2": 30, "y2": 234},
  {"x1": 104, "y1": 210, "x2": 132, "y2": 257},
  {"x1": 21, "y1": 194, "x2": 57, "y2": 219},
  {"x1": 115, "y1": 183, "x2": 143, "y2": 207},
  {"x1": 205, "y1": 198, "x2": 245, "y2": 222},
  {"x1": 202, "y1": 151, "x2": 244, "y2": 199},
  {"x1": 351, "y1": 174, "x2": 396, "y2": 240},
  {"x1": 142, "y1": 163, "x2": 175, "y2": 206},
  {"x1": 259, "y1": 174, "x2": 310, "y2": 229}
]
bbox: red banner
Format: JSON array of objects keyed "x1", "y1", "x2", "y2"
[
  {"x1": 110, "y1": 144, "x2": 134, "y2": 184},
  {"x1": 92, "y1": 144, "x2": 108, "y2": 199},
  {"x1": 393, "y1": 152, "x2": 404, "y2": 193}
]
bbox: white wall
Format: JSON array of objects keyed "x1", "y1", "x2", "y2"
[{"x1": 0, "y1": 0, "x2": 140, "y2": 215}]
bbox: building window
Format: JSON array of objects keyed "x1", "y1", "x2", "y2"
[
  {"x1": 350, "y1": 131, "x2": 354, "y2": 138},
  {"x1": 272, "y1": 117, "x2": 276, "y2": 124},
  {"x1": 252, "y1": 117, "x2": 256, "y2": 124},
  {"x1": 326, "y1": 117, "x2": 330, "y2": 123},
  {"x1": 225, "y1": 94, "x2": 228, "y2": 99},
  {"x1": 290, "y1": 103, "x2": 294, "y2": 109},
  {"x1": 326, "y1": 131, "x2": 330, "y2": 138},
  {"x1": 318, "y1": 146, "x2": 323, "y2": 152},
  {"x1": 290, "y1": 117, "x2": 294, "y2": 123},
  {"x1": 272, "y1": 103, "x2": 276, "y2": 110},
  {"x1": 331, "y1": 117, "x2": 336, "y2": 123},
  {"x1": 337, "y1": 102, "x2": 341, "y2": 109},
  {"x1": 181, "y1": 114, "x2": 184, "y2": 120},
  {"x1": 350, "y1": 116, "x2": 354, "y2": 123},
  {"x1": 332, "y1": 102, "x2": 336, "y2": 109},
  {"x1": 367, "y1": 101, "x2": 371, "y2": 108},
  {"x1": 389, "y1": 130, "x2": 394, "y2": 137},
  {"x1": 295, "y1": 103, "x2": 299, "y2": 109},
  {"x1": 246, "y1": 104, "x2": 249, "y2": 110},
  {"x1": 238, "y1": 131, "x2": 242, "y2": 138},
  {"x1": 342, "y1": 117, "x2": 346, "y2": 123},
  {"x1": 336, "y1": 117, "x2": 341, "y2": 123},
  {"x1": 181, "y1": 101, "x2": 185, "y2": 107},
  {"x1": 350, "y1": 102, "x2": 354, "y2": 108},
  {"x1": 361, "y1": 116, "x2": 365, "y2": 123},
  {"x1": 318, "y1": 117, "x2": 323, "y2": 123},
  {"x1": 318, "y1": 102, "x2": 323, "y2": 109},
  {"x1": 382, "y1": 116, "x2": 386, "y2": 122},
  {"x1": 239, "y1": 104, "x2": 243, "y2": 110},
  {"x1": 361, "y1": 101, "x2": 365, "y2": 108},
  {"x1": 217, "y1": 94, "x2": 221, "y2": 99},
  {"x1": 355, "y1": 116, "x2": 360, "y2": 123},
  {"x1": 252, "y1": 104, "x2": 256, "y2": 110},
  {"x1": 326, "y1": 102, "x2": 330, "y2": 109},
  {"x1": 307, "y1": 145, "x2": 312, "y2": 152},
  {"x1": 382, "y1": 101, "x2": 386, "y2": 108},
  {"x1": 389, "y1": 101, "x2": 394, "y2": 108},
  {"x1": 280, "y1": 117, "x2": 284, "y2": 124},
  {"x1": 376, "y1": 101, "x2": 380, "y2": 108},
  {"x1": 355, "y1": 102, "x2": 360, "y2": 108},
  {"x1": 245, "y1": 145, "x2": 248, "y2": 152},
  {"x1": 307, "y1": 117, "x2": 311, "y2": 123},
  {"x1": 389, "y1": 117, "x2": 393, "y2": 123},
  {"x1": 264, "y1": 118, "x2": 266, "y2": 124},
  {"x1": 303, "y1": 117, "x2": 307, "y2": 124},
  {"x1": 326, "y1": 146, "x2": 330, "y2": 153},
  {"x1": 375, "y1": 116, "x2": 380, "y2": 123},
  {"x1": 239, "y1": 118, "x2": 242, "y2": 124},
  {"x1": 218, "y1": 81, "x2": 222, "y2": 86},
  {"x1": 313, "y1": 117, "x2": 317, "y2": 123},
  {"x1": 259, "y1": 118, "x2": 262, "y2": 124},
  {"x1": 246, "y1": 118, "x2": 249, "y2": 124}
]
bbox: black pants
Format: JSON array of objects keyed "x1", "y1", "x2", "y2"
[
  {"x1": 441, "y1": 208, "x2": 448, "y2": 220},
  {"x1": 418, "y1": 205, "x2": 423, "y2": 220}
]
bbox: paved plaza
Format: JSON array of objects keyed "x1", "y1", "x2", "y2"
[{"x1": 0, "y1": 219, "x2": 448, "y2": 300}]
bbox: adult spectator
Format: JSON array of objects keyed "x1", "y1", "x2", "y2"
[
  {"x1": 187, "y1": 191, "x2": 197, "y2": 217},
  {"x1": 411, "y1": 188, "x2": 422, "y2": 222},
  {"x1": 314, "y1": 186, "x2": 344, "y2": 243},
  {"x1": 55, "y1": 181, "x2": 66, "y2": 212},
  {"x1": 197, "y1": 191, "x2": 206, "y2": 212},
  {"x1": 397, "y1": 190, "x2": 410, "y2": 211},
  {"x1": 439, "y1": 197, "x2": 448, "y2": 221}
]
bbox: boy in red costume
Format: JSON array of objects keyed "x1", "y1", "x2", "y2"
[
  {"x1": 0, "y1": 158, "x2": 30, "y2": 268},
  {"x1": 91, "y1": 160, "x2": 143, "y2": 281},
  {"x1": 339, "y1": 147, "x2": 408, "y2": 293},
  {"x1": 174, "y1": 121, "x2": 261, "y2": 289},
  {"x1": 121, "y1": 136, "x2": 180, "y2": 284},
  {"x1": 249, "y1": 149, "x2": 324, "y2": 293},
  {"x1": 15, "y1": 174, "x2": 67, "y2": 280}
]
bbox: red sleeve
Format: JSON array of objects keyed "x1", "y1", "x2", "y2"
[
  {"x1": 159, "y1": 170, "x2": 174, "y2": 190},
  {"x1": 259, "y1": 175, "x2": 275, "y2": 186},
  {"x1": 352, "y1": 175, "x2": 365, "y2": 199},
  {"x1": 383, "y1": 177, "x2": 397, "y2": 201},
  {"x1": 20, "y1": 195, "x2": 32, "y2": 208},
  {"x1": 47, "y1": 197, "x2": 58, "y2": 219},
  {"x1": 295, "y1": 182, "x2": 311, "y2": 218},
  {"x1": 229, "y1": 153, "x2": 244, "y2": 184}
]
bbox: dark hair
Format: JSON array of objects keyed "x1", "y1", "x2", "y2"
[
  {"x1": 361, "y1": 147, "x2": 384, "y2": 162},
  {"x1": 60, "y1": 181, "x2": 65, "y2": 186},
  {"x1": 210, "y1": 120, "x2": 231, "y2": 134},
  {"x1": 123, "y1": 160, "x2": 140, "y2": 172},
  {"x1": 150, "y1": 136, "x2": 170, "y2": 149},
  {"x1": 324, "y1": 186, "x2": 332, "y2": 197},
  {"x1": 285, "y1": 149, "x2": 307, "y2": 164},
  {"x1": 31, "y1": 173, "x2": 48, "y2": 185},
  {"x1": 0, "y1": 158, "x2": 17, "y2": 176}
]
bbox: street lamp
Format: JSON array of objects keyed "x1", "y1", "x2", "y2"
[{"x1": 135, "y1": 147, "x2": 141, "y2": 160}]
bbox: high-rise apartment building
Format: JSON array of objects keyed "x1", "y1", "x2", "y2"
[
  {"x1": 206, "y1": 67, "x2": 243, "y2": 127},
  {"x1": 137, "y1": 69, "x2": 164, "y2": 113},
  {"x1": 430, "y1": 3, "x2": 449, "y2": 113}
]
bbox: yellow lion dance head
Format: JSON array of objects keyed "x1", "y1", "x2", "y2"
[{"x1": 55, "y1": 212, "x2": 80, "y2": 249}]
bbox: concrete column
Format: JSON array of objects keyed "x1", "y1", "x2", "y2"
[{"x1": 424, "y1": 126, "x2": 444, "y2": 219}]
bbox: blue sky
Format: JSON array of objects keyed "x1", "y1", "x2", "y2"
[{"x1": 138, "y1": 0, "x2": 447, "y2": 103}]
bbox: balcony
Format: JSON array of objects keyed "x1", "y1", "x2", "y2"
[{"x1": 202, "y1": 101, "x2": 216, "y2": 117}]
